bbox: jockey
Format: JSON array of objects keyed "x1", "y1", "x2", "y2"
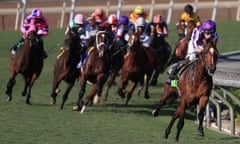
[
  {"x1": 10, "y1": 8, "x2": 49, "y2": 59},
  {"x1": 186, "y1": 20, "x2": 218, "y2": 61},
  {"x1": 91, "y1": 7, "x2": 107, "y2": 25},
  {"x1": 65, "y1": 13, "x2": 89, "y2": 50},
  {"x1": 167, "y1": 20, "x2": 218, "y2": 86},
  {"x1": 135, "y1": 17, "x2": 153, "y2": 66},
  {"x1": 176, "y1": 4, "x2": 201, "y2": 40},
  {"x1": 129, "y1": 5, "x2": 150, "y2": 23},
  {"x1": 151, "y1": 14, "x2": 171, "y2": 59},
  {"x1": 86, "y1": 15, "x2": 98, "y2": 45},
  {"x1": 65, "y1": 14, "x2": 90, "y2": 69},
  {"x1": 116, "y1": 15, "x2": 131, "y2": 53}
]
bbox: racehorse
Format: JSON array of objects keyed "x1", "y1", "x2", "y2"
[
  {"x1": 152, "y1": 39, "x2": 218, "y2": 142},
  {"x1": 50, "y1": 27, "x2": 83, "y2": 109},
  {"x1": 72, "y1": 31, "x2": 111, "y2": 113},
  {"x1": 170, "y1": 20, "x2": 196, "y2": 64},
  {"x1": 117, "y1": 31, "x2": 153, "y2": 106},
  {"x1": 5, "y1": 25, "x2": 44, "y2": 104},
  {"x1": 150, "y1": 28, "x2": 172, "y2": 86}
]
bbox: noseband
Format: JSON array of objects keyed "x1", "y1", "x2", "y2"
[{"x1": 96, "y1": 31, "x2": 107, "y2": 57}]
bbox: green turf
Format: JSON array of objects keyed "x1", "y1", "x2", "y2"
[{"x1": 0, "y1": 22, "x2": 240, "y2": 144}]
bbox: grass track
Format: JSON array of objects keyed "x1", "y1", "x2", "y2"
[{"x1": 0, "y1": 21, "x2": 240, "y2": 144}]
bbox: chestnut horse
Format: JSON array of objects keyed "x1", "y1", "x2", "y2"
[
  {"x1": 170, "y1": 20, "x2": 196, "y2": 64},
  {"x1": 72, "y1": 31, "x2": 111, "y2": 113},
  {"x1": 117, "y1": 31, "x2": 153, "y2": 106},
  {"x1": 50, "y1": 27, "x2": 83, "y2": 109},
  {"x1": 152, "y1": 39, "x2": 218, "y2": 142},
  {"x1": 150, "y1": 29, "x2": 172, "y2": 86},
  {"x1": 5, "y1": 27, "x2": 44, "y2": 104}
]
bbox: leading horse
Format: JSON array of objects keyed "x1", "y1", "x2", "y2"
[
  {"x1": 5, "y1": 26, "x2": 44, "y2": 104},
  {"x1": 50, "y1": 27, "x2": 83, "y2": 109},
  {"x1": 117, "y1": 31, "x2": 153, "y2": 106},
  {"x1": 152, "y1": 39, "x2": 218, "y2": 142},
  {"x1": 72, "y1": 31, "x2": 111, "y2": 113}
]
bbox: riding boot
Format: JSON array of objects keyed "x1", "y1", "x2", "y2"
[
  {"x1": 166, "y1": 63, "x2": 178, "y2": 84},
  {"x1": 10, "y1": 36, "x2": 25, "y2": 55}
]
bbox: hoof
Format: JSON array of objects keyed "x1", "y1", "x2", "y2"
[
  {"x1": 50, "y1": 98, "x2": 56, "y2": 105},
  {"x1": 72, "y1": 105, "x2": 80, "y2": 111},
  {"x1": 93, "y1": 95, "x2": 100, "y2": 105},
  {"x1": 150, "y1": 80, "x2": 157, "y2": 86},
  {"x1": 6, "y1": 96, "x2": 12, "y2": 102},
  {"x1": 152, "y1": 109, "x2": 159, "y2": 117},
  {"x1": 197, "y1": 131, "x2": 204, "y2": 137},
  {"x1": 25, "y1": 100, "x2": 31, "y2": 105},
  {"x1": 144, "y1": 94, "x2": 150, "y2": 99},
  {"x1": 80, "y1": 105, "x2": 86, "y2": 114}
]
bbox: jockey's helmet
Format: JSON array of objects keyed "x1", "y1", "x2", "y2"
[
  {"x1": 184, "y1": 4, "x2": 193, "y2": 15},
  {"x1": 74, "y1": 14, "x2": 85, "y2": 25},
  {"x1": 119, "y1": 16, "x2": 129, "y2": 25},
  {"x1": 136, "y1": 17, "x2": 145, "y2": 27},
  {"x1": 108, "y1": 14, "x2": 117, "y2": 25},
  {"x1": 95, "y1": 7, "x2": 104, "y2": 17},
  {"x1": 31, "y1": 8, "x2": 43, "y2": 18},
  {"x1": 134, "y1": 6, "x2": 144, "y2": 15},
  {"x1": 201, "y1": 20, "x2": 216, "y2": 33},
  {"x1": 153, "y1": 14, "x2": 163, "y2": 24}
]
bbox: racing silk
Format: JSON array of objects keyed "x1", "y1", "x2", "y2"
[
  {"x1": 116, "y1": 24, "x2": 129, "y2": 41},
  {"x1": 180, "y1": 12, "x2": 201, "y2": 26},
  {"x1": 67, "y1": 19, "x2": 90, "y2": 41},
  {"x1": 139, "y1": 33, "x2": 151, "y2": 48},
  {"x1": 129, "y1": 12, "x2": 150, "y2": 23},
  {"x1": 154, "y1": 21, "x2": 169, "y2": 37},
  {"x1": 86, "y1": 22, "x2": 98, "y2": 38},
  {"x1": 187, "y1": 26, "x2": 218, "y2": 61},
  {"x1": 91, "y1": 12, "x2": 107, "y2": 24},
  {"x1": 21, "y1": 14, "x2": 48, "y2": 36}
]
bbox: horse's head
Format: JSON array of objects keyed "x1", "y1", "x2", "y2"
[
  {"x1": 127, "y1": 32, "x2": 140, "y2": 52},
  {"x1": 185, "y1": 20, "x2": 196, "y2": 38},
  {"x1": 95, "y1": 31, "x2": 108, "y2": 57},
  {"x1": 201, "y1": 39, "x2": 218, "y2": 76},
  {"x1": 65, "y1": 27, "x2": 79, "y2": 47}
]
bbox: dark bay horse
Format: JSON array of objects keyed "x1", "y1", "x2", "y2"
[
  {"x1": 72, "y1": 31, "x2": 110, "y2": 113},
  {"x1": 152, "y1": 39, "x2": 218, "y2": 142},
  {"x1": 5, "y1": 26, "x2": 44, "y2": 104},
  {"x1": 50, "y1": 27, "x2": 83, "y2": 109},
  {"x1": 170, "y1": 20, "x2": 196, "y2": 64},
  {"x1": 150, "y1": 29, "x2": 172, "y2": 86},
  {"x1": 117, "y1": 31, "x2": 153, "y2": 106},
  {"x1": 104, "y1": 40, "x2": 124, "y2": 102}
]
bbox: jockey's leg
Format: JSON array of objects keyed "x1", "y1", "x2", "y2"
[{"x1": 10, "y1": 36, "x2": 25, "y2": 55}]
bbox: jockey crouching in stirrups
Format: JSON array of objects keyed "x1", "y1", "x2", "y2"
[
  {"x1": 65, "y1": 14, "x2": 90, "y2": 70},
  {"x1": 135, "y1": 17, "x2": 153, "y2": 67},
  {"x1": 166, "y1": 20, "x2": 218, "y2": 87},
  {"x1": 10, "y1": 8, "x2": 49, "y2": 59}
]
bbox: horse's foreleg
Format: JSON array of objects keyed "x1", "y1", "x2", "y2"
[
  {"x1": 25, "y1": 74, "x2": 38, "y2": 105},
  {"x1": 165, "y1": 101, "x2": 185, "y2": 140},
  {"x1": 50, "y1": 78, "x2": 61, "y2": 105},
  {"x1": 73, "y1": 79, "x2": 86, "y2": 111},
  {"x1": 5, "y1": 78, "x2": 16, "y2": 101},
  {"x1": 118, "y1": 74, "x2": 128, "y2": 99},
  {"x1": 175, "y1": 107, "x2": 186, "y2": 142},
  {"x1": 126, "y1": 81, "x2": 137, "y2": 106},
  {"x1": 95, "y1": 74, "x2": 108, "y2": 104},
  {"x1": 144, "y1": 73, "x2": 153, "y2": 99},
  {"x1": 197, "y1": 96, "x2": 209, "y2": 137},
  {"x1": 104, "y1": 73, "x2": 116, "y2": 102},
  {"x1": 22, "y1": 77, "x2": 29, "y2": 97},
  {"x1": 152, "y1": 84, "x2": 173, "y2": 117},
  {"x1": 60, "y1": 82, "x2": 74, "y2": 110}
]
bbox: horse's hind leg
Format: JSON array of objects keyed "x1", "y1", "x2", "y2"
[
  {"x1": 22, "y1": 77, "x2": 30, "y2": 97},
  {"x1": 60, "y1": 82, "x2": 74, "y2": 109},
  {"x1": 73, "y1": 79, "x2": 87, "y2": 111},
  {"x1": 104, "y1": 73, "x2": 116, "y2": 102},
  {"x1": 94, "y1": 74, "x2": 108, "y2": 104},
  {"x1": 5, "y1": 78, "x2": 16, "y2": 101}
]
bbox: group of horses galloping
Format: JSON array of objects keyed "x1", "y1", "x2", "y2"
[{"x1": 5, "y1": 20, "x2": 218, "y2": 142}]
